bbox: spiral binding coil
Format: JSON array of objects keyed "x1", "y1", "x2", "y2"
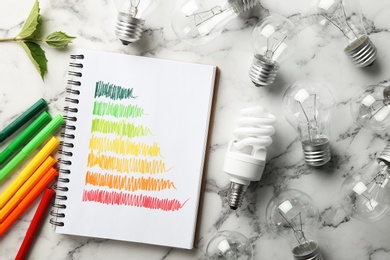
[{"x1": 49, "y1": 54, "x2": 84, "y2": 227}]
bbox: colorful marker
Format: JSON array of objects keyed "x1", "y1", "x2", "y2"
[
  {"x1": 0, "y1": 156, "x2": 57, "y2": 221},
  {"x1": 15, "y1": 188, "x2": 55, "y2": 260},
  {"x1": 0, "y1": 168, "x2": 58, "y2": 236},
  {"x1": 0, "y1": 98, "x2": 48, "y2": 143},
  {"x1": 0, "y1": 111, "x2": 52, "y2": 165},
  {"x1": 0, "y1": 115, "x2": 64, "y2": 183},
  {"x1": 0, "y1": 137, "x2": 60, "y2": 208}
]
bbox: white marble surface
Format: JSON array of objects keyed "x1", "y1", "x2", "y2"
[{"x1": 1, "y1": 0, "x2": 390, "y2": 259}]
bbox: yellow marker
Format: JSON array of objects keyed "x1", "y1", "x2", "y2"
[
  {"x1": 0, "y1": 156, "x2": 56, "y2": 222},
  {"x1": 0, "y1": 136, "x2": 60, "y2": 208}
]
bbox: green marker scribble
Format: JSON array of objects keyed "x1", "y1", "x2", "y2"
[
  {"x1": 95, "y1": 81, "x2": 137, "y2": 100},
  {"x1": 93, "y1": 101, "x2": 146, "y2": 118}
]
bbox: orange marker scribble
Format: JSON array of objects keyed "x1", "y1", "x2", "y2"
[
  {"x1": 85, "y1": 171, "x2": 177, "y2": 192},
  {"x1": 89, "y1": 135, "x2": 163, "y2": 157},
  {"x1": 82, "y1": 189, "x2": 188, "y2": 211},
  {"x1": 88, "y1": 153, "x2": 172, "y2": 174}
]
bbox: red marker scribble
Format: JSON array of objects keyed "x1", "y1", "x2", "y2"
[{"x1": 82, "y1": 189, "x2": 189, "y2": 211}]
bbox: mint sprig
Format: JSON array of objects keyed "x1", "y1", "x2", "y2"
[{"x1": 0, "y1": 0, "x2": 76, "y2": 80}]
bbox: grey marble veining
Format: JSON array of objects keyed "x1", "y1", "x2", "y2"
[{"x1": 1, "y1": 0, "x2": 390, "y2": 259}]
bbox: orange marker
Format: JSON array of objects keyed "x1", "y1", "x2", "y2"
[
  {"x1": 0, "y1": 168, "x2": 58, "y2": 237},
  {"x1": 0, "y1": 156, "x2": 56, "y2": 222}
]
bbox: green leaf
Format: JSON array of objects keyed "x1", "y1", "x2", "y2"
[
  {"x1": 44, "y1": 31, "x2": 76, "y2": 48},
  {"x1": 17, "y1": 0, "x2": 40, "y2": 38},
  {"x1": 18, "y1": 41, "x2": 48, "y2": 79}
]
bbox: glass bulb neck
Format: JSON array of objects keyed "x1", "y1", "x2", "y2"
[
  {"x1": 228, "y1": 182, "x2": 248, "y2": 210},
  {"x1": 302, "y1": 138, "x2": 331, "y2": 167},
  {"x1": 115, "y1": 13, "x2": 145, "y2": 45},
  {"x1": 292, "y1": 241, "x2": 323, "y2": 260},
  {"x1": 344, "y1": 35, "x2": 377, "y2": 67},
  {"x1": 249, "y1": 55, "x2": 280, "y2": 87}
]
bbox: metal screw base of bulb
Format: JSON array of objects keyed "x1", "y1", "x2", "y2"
[
  {"x1": 293, "y1": 241, "x2": 323, "y2": 260},
  {"x1": 378, "y1": 142, "x2": 390, "y2": 163},
  {"x1": 302, "y1": 138, "x2": 331, "y2": 167},
  {"x1": 249, "y1": 55, "x2": 279, "y2": 87},
  {"x1": 115, "y1": 13, "x2": 145, "y2": 45},
  {"x1": 344, "y1": 35, "x2": 377, "y2": 67},
  {"x1": 228, "y1": 182, "x2": 248, "y2": 210},
  {"x1": 237, "y1": 0, "x2": 258, "y2": 11}
]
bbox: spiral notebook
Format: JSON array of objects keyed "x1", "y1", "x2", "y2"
[{"x1": 50, "y1": 48, "x2": 217, "y2": 249}]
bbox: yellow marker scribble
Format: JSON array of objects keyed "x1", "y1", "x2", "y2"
[
  {"x1": 85, "y1": 171, "x2": 177, "y2": 192},
  {"x1": 88, "y1": 153, "x2": 172, "y2": 174},
  {"x1": 89, "y1": 135, "x2": 163, "y2": 157}
]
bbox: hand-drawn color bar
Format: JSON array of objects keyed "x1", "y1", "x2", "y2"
[
  {"x1": 85, "y1": 171, "x2": 176, "y2": 192},
  {"x1": 87, "y1": 153, "x2": 171, "y2": 174},
  {"x1": 82, "y1": 189, "x2": 188, "y2": 212}
]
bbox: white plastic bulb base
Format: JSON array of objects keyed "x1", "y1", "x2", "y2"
[
  {"x1": 292, "y1": 241, "x2": 323, "y2": 260},
  {"x1": 115, "y1": 12, "x2": 145, "y2": 45},
  {"x1": 223, "y1": 141, "x2": 266, "y2": 210},
  {"x1": 249, "y1": 55, "x2": 280, "y2": 87},
  {"x1": 302, "y1": 138, "x2": 331, "y2": 167},
  {"x1": 344, "y1": 35, "x2": 377, "y2": 67}
]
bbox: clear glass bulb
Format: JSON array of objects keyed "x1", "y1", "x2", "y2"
[
  {"x1": 205, "y1": 230, "x2": 253, "y2": 260},
  {"x1": 249, "y1": 14, "x2": 298, "y2": 87},
  {"x1": 340, "y1": 143, "x2": 390, "y2": 222},
  {"x1": 313, "y1": 0, "x2": 377, "y2": 67},
  {"x1": 282, "y1": 80, "x2": 335, "y2": 167},
  {"x1": 223, "y1": 106, "x2": 276, "y2": 210},
  {"x1": 171, "y1": 0, "x2": 258, "y2": 46},
  {"x1": 114, "y1": 0, "x2": 157, "y2": 44},
  {"x1": 351, "y1": 85, "x2": 390, "y2": 132},
  {"x1": 266, "y1": 189, "x2": 324, "y2": 260}
]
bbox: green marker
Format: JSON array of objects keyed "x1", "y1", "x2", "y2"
[
  {"x1": 0, "y1": 111, "x2": 52, "y2": 165},
  {"x1": 0, "y1": 114, "x2": 64, "y2": 182},
  {"x1": 0, "y1": 98, "x2": 48, "y2": 143}
]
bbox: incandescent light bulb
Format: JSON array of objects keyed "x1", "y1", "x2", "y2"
[
  {"x1": 205, "y1": 230, "x2": 253, "y2": 260},
  {"x1": 282, "y1": 80, "x2": 335, "y2": 167},
  {"x1": 351, "y1": 85, "x2": 390, "y2": 132},
  {"x1": 223, "y1": 106, "x2": 276, "y2": 210},
  {"x1": 340, "y1": 142, "x2": 390, "y2": 222},
  {"x1": 266, "y1": 189, "x2": 324, "y2": 260},
  {"x1": 171, "y1": 0, "x2": 258, "y2": 46},
  {"x1": 249, "y1": 14, "x2": 298, "y2": 87},
  {"x1": 114, "y1": 0, "x2": 157, "y2": 44},
  {"x1": 314, "y1": 0, "x2": 377, "y2": 67}
]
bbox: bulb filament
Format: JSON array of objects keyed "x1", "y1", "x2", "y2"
[
  {"x1": 359, "y1": 164, "x2": 390, "y2": 210},
  {"x1": 297, "y1": 94, "x2": 318, "y2": 143},
  {"x1": 265, "y1": 32, "x2": 287, "y2": 61},
  {"x1": 127, "y1": 0, "x2": 140, "y2": 17},
  {"x1": 279, "y1": 211, "x2": 308, "y2": 245},
  {"x1": 188, "y1": 6, "x2": 224, "y2": 26},
  {"x1": 320, "y1": 3, "x2": 359, "y2": 41},
  {"x1": 367, "y1": 98, "x2": 390, "y2": 120}
]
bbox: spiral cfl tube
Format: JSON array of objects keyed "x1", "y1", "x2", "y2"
[{"x1": 223, "y1": 106, "x2": 276, "y2": 210}]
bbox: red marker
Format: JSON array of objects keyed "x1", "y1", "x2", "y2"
[{"x1": 15, "y1": 188, "x2": 55, "y2": 260}]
